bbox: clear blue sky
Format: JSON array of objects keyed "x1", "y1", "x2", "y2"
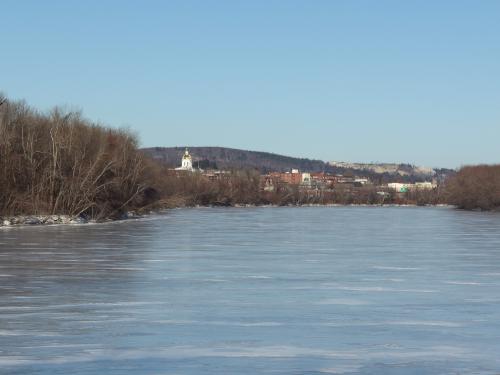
[{"x1": 1, "y1": 1, "x2": 499, "y2": 168}]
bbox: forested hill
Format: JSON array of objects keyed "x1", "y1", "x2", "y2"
[
  {"x1": 141, "y1": 146, "x2": 453, "y2": 182},
  {"x1": 142, "y1": 146, "x2": 327, "y2": 173}
]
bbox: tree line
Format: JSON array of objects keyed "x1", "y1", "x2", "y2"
[
  {"x1": 0, "y1": 96, "x2": 151, "y2": 219},
  {"x1": 445, "y1": 165, "x2": 500, "y2": 211},
  {"x1": 1, "y1": 95, "x2": 498, "y2": 219}
]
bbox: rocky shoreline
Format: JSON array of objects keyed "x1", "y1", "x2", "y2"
[
  {"x1": 1, "y1": 204, "x2": 456, "y2": 228},
  {"x1": 1, "y1": 215, "x2": 94, "y2": 227},
  {"x1": 0, "y1": 212, "x2": 142, "y2": 228}
]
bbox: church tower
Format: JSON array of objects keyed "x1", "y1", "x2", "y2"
[
  {"x1": 181, "y1": 148, "x2": 193, "y2": 170},
  {"x1": 175, "y1": 148, "x2": 194, "y2": 171}
]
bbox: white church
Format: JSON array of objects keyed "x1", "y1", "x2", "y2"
[{"x1": 175, "y1": 148, "x2": 196, "y2": 172}]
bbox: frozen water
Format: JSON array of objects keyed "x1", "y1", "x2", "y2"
[{"x1": 1, "y1": 206, "x2": 500, "y2": 374}]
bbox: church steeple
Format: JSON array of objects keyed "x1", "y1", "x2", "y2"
[
  {"x1": 181, "y1": 148, "x2": 193, "y2": 170},
  {"x1": 175, "y1": 148, "x2": 194, "y2": 171}
]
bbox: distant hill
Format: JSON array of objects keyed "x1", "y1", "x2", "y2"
[
  {"x1": 142, "y1": 146, "x2": 328, "y2": 173},
  {"x1": 329, "y1": 161, "x2": 435, "y2": 177},
  {"x1": 141, "y1": 146, "x2": 454, "y2": 183}
]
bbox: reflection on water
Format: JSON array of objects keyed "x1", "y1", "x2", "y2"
[{"x1": 1, "y1": 207, "x2": 500, "y2": 374}]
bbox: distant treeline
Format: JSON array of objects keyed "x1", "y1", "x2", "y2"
[
  {"x1": 0, "y1": 96, "x2": 498, "y2": 219},
  {"x1": 143, "y1": 171, "x2": 447, "y2": 208}
]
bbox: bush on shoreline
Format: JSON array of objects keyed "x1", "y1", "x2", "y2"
[
  {"x1": 0, "y1": 96, "x2": 150, "y2": 219},
  {"x1": 445, "y1": 165, "x2": 500, "y2": 211}
]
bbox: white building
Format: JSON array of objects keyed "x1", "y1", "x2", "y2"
[
  {"x1": 175, "y1": 148, "x2": 194, "y2": 172},
  {"x1": 414, "y1": 181, "x2": 437, "y2": 190},
  {"x1": 388, "y1": 183, "x2": 411, "y2": 193},
  {"x1": 354, "y1": 178, "x2": 369, "y2": 185},
  {"x1": 388, "y1": 181, "x2": 437, "y2": 192},
  {"x1": 301, "y1": 172, "x2": 312, "y2": 186}
]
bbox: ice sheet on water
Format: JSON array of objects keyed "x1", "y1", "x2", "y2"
[{"x1": 2, "y1": 207, "x2": 500, "y2": 374}]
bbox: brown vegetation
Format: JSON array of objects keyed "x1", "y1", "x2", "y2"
[
  {"x1": 0, "y1": 96, "x2": 150, "y2": 219},
  {"x1": 147, "y1": 169, "x2": 261, "y2": 208},
  {"x1": 259, "y1": 185, "x2": 444, "y2": 207},
  {"x1": 445, "y1": 165, "x2": 500, "y2": 210}
]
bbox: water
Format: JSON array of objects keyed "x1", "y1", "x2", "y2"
[{"x1": 1, "y1": 207, "x2": 500, "y2": 375}]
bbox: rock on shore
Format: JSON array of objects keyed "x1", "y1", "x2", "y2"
[
  {"x1": 0, "y1": 215, "x2": 83, "y2": 227},
  {"x1": 0, "y1": 211, "x2": 141, "y2": 227}
]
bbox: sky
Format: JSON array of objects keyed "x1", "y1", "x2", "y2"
[{"x1": 1, "y1": 1, "x2": 499, "y2": 168}]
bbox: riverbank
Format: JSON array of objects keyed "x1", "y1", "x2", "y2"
[
  {"x1": 0, "y1": 211, "x2": 142, "y2": 228},
  {"x1": 0, "y1": 203, "x2": 457, "y2": 228}
]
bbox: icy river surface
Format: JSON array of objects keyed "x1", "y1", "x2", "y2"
[{"x1": 1, "y1": 207, "x2": 500, "y2": 374}]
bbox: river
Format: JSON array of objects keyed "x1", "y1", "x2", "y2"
[{"x1": 1, "y1": 207, "x2": 500, "y2": 374}]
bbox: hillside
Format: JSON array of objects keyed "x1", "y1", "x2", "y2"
[
  {"x1": 141, "y1": 146, "x2": 454, "y2": 182},
  {"x1": 329, "y1": 161, "x2": 435, "y2": 177},
  {"x1": 142, "y1": 146, "x2": 328, "y2": 173}
]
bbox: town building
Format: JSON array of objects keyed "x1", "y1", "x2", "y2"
[
  {"x1": 388, "y1": 181, "x2": 437, "y2": 192},
  {"x1": 414, "y1": 181, "x2": 437, "y2": 190},
  {"x1": 202, "y1": 170, "x2": 231, "y2": 181},
  {"x1": 279, "y1": 169, "x2": 302, "y2": 185},
  {"x1": 388, "y1": 183, "x2": 411, "y2": 193},
  {"x1": 310, "y1": 173, "x2": 341, "y2": 188},
  {"x1": 301, "y1": 173, "x2": 312, "y2": 186},
  {"x1": 354, "y1": 178, "x2": 369, "y2": 185}
]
